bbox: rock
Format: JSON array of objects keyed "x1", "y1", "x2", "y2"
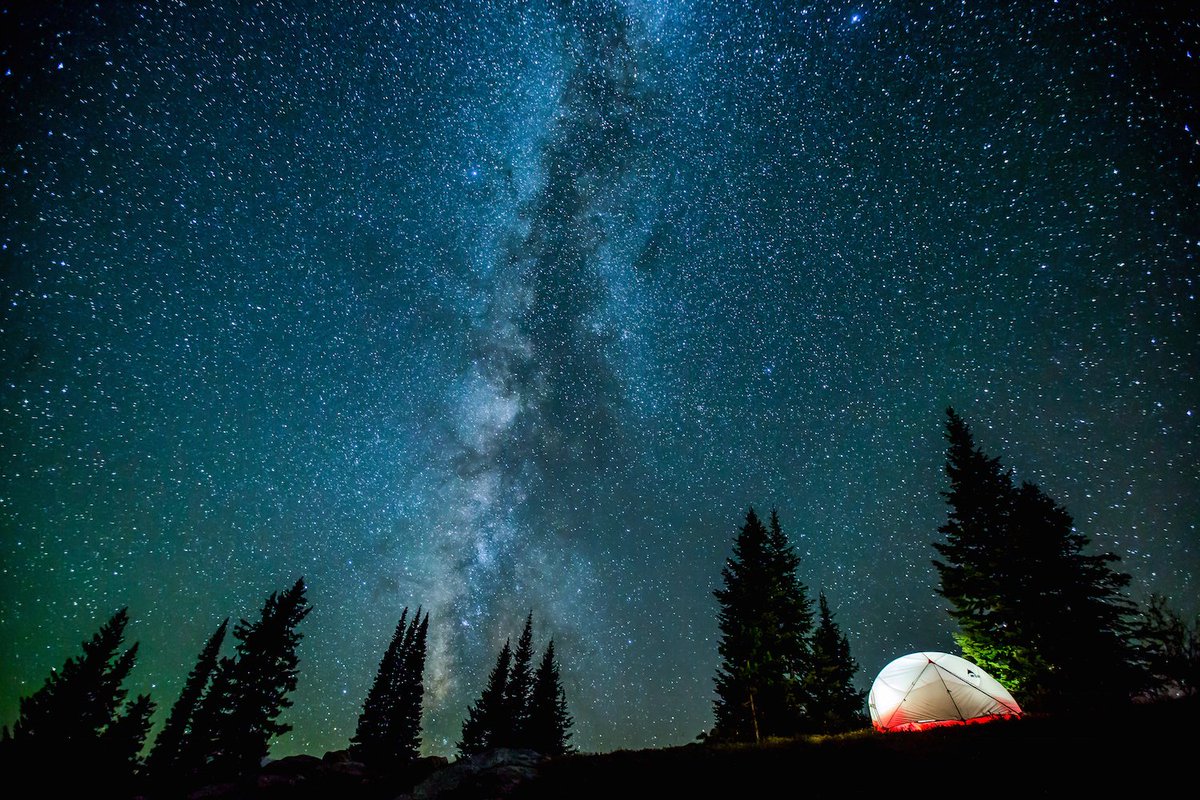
[
  {"x1": 185, "y1": 783, "x2": 241, "y2": 800},
  {"x1": 261, "y1": 753, "x2": 323, "y2": 776},
  {"x1": 323, "y1": 748, "x2": 355, "y2": 763},
  {"x1": 463, "y1": 749, "x2": 544, "y2": 770},
  {"x1": 314, "y1": 757, "x2": 372, "y2": 792},
  {"x1": 257, "y1": 771, "x2": 303, "y2": 792},
  {"x1": 409, "y1": 749, "x2": 545, "y2": 800},
  {"x1": 319, "y1": 759, "x2": 369, "y2": 779},
  {"x1": 254, "y1": 754, "x2": 324, "y2": 795},
  {"x1": 399, "y1": 755, "x2": 450, "y2": 784}
]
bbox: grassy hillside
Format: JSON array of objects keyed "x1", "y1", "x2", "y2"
[{"x1": 517, "y1": 698, "x2": 1196, "y2": 799}]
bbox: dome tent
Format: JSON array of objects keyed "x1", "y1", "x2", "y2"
[{"x1": 869, "y1": 652, "x2": 1022, "y2": 732}]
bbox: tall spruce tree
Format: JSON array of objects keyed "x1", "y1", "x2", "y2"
[
  {"x1": 391, "y1": 611, "x2": 429, "y2": 761},
  {"x1": 146, "y1": 618, "x2": 229, "y2": 778},
  {"x1": 932, "y1": 408, "x2": 1023, "y2": 686},
  {"x1": 351, "y1": 607, "x2": 429, "y2": 766},
  {"x1": 352, "y1": 609, "x2": 410, "y2": 763},
  {"x1": 932, "y1": 408, "x2": 1140, "y2": 710},
  {"x1": 804, "y1": 593, "x2": 865, "y2": 732},
  {"x1": 713, "y1": 507, "x2": 814, "y2": 741},
  {"x1": 458, "y1": 640, "x2": 513, "y2": 756},
  {"x1": 1136, "y1": 594, "x2": 1199, "y2": 698},
  {"x1": 0, "y1": 608, "x2": 154, "y2": 788},
  {"x1": 527, "y1": 640, "x2": 574, "y2": 756},
  {"x1": 176, "y1": 655, "x2": 233, "y2": 777},
  {"x1": 765, "y1": 508, "x2": 815, "y2": 726},
  {"x1": 100, "y1": 692, "x2": 155, "y2": 791},
  {"x1": 183, "y1": 578, "x2": 311, "y2": 779},
  {"x1": 458, "y1": 616, "x2": 575, "y2": 756},
  {"x1": 500, "y1": 613, "x2": 535, "y2": 747}
]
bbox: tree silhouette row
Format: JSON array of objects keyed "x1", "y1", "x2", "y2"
[
  {"x1": 0, "y1": 608, "x2": 153, "y2": 793},
  {"x1": 0, "y1": 585, "x2": 577, "y2": 793},
  {"x1": 712, "y1": 508, "x2": 864, "y2": 740},
  {"x1": 2, "y1": 407, "x2": 1196, "y2": 789},
  {"x1": 0, "y1": 579, "x2": 312, "y2": 792},
  {"x1": 351, "y1": 607, "x2": 429, "y2": 766},
  {"x1": 458, "y1": 613, "x2": 574, "y2": 757},
  {"x1": 933, "y1": 408, "x2": 1144, "y2": 710},
  {"x1": 708, "y1": 407, "x2": 1195, "y2": 741}
]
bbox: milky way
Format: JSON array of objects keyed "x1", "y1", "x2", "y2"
[
  {"x1": 1, "y1": 1, "x2": 1196, "y2": 755},
  {"x1": 418, "y1": 0, "x2": 672, "y2": 719}
]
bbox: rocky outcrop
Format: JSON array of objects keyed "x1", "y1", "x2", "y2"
[
  {"x1": 179, "y1": 749, "x2": 537, "y2": 799},
  {"x1": 405, "y1": 749, "x2": 545, "y2": 800}
]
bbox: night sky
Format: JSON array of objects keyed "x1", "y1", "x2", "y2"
[{"x1": 1, "y1": 0, "x2": 1196, "y2": 757}]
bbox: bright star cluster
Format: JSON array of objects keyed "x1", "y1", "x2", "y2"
[{"x1": 1, "y1": 1, "x2": 1196, "y2": 756}]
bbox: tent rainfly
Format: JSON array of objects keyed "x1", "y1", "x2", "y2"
[{"x1": 868, "y1": 651, "x2": 1022, "y2": 732}]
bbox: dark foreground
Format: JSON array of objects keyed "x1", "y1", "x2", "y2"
[
  {"x1": 518, "y1": 699, "x2": 1194, "y2": 800},
  {"x1": 162, "y1": 698, "x2": 1193, "y2": 799}
]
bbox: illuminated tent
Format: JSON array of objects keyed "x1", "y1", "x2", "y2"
[{"x1": 868, "y1": 652, "x2": 1022, "y2": 732}]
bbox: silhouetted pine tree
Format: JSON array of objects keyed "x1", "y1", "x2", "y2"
[
  {"x1": 183, "y1": 579, "x2": 312, "y2": 779},
  {"x1": 176, "y1": 655, "x2": 232, "y2": 777},
  {"x1": 458, "y1": 640, "x2": 512, "y2": 756},
  {"x1": 932, "y1": 408, "x2": 1028, "y2": 688},
  {"x1": 713, "y1": 508, "x2": 813, "y2": 741},
  {"x1": 391, "y1": 610, "x2": 429, "y2": 761},
  {"x1": 500, "y1": 613, "x2": 535, "y2": 747},
  {"x1": 0, "y1": 608, "x2": 153, "y2": 788},
  {"x1": 100, "y1": 692, "x2": 155, "y2": 791},
  {"x1": 351, "y1": 607, "x2": 429, "y2": 766},
  {"x1": 1136, "y1": 594, "x2": 1199, "y2": 698},
  {"x1": 527, "y1": 640, "x2": 574, "y2": 756},
  {"x1": 146, "y1": 618, "x2": 229, "y2": 778},
  {"x1": 805, "y1": 593, "x2": 865, "y2": 732},
  {"x1": 1010, "y1": 480, "x2": 1141, "y2": 707},
  {"x1": 352, "y1": 609, "x2": 410, "y2": 764},
  {"x1": 765, "y1": 508, "x2": 815, "y2": 728},
  {"x1": 933, "y1": 408, "x2": 1140, "y2": 710}
]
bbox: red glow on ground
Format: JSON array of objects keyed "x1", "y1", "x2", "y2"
[{"x1": 875, "y1": 713, "x2": 1020, "y2": 733}]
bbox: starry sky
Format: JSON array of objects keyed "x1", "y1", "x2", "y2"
[{"x1": 1, "y1": 0, "x2": 1196, "y2": 757}]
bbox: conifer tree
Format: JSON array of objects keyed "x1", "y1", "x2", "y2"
[
  {"x1": 1137, "y1": 594, "x2": 1199, "y2": 698},
  {"x1": 0, "y1": 608, "x2": 153, "y2": 787},
  {"x1": 352, "y1": 609, "x2": 410, "y2": 763},
  {"x1": 500, "y1": 613, "x2": 535, "y2": 747},
  {"x1": 765, "y1": 508, "x2": 815, "y2": 726},
  {"x1": 146, "y1": 618, "x2": 229, "y2": 777},
  {"x1": 176, "y1": 655, "x2": 233, "y2": 777},
  {"x1": 8, "y1": 609, "x2": 137, "y2": 747},
  {"x1": 351, "y1": 607, "x2": 429, "y2": 766},
  {"x1": 183, "y1": 579, "x2": 311, "y2": 778},
  {"x1": 932, "y1": 408, "x2": 1024, "y2": 686},
  {"x1": 1007, "y1": 480, "x2": 1140, "y2": 707},
  {"x1": 932, "y1": 408, "x2": 1140, "y2": 710},
  {"x1": 458, "y1": 640, "x2": 512, "y2": 756},
  {"x1": 391, "y1": 610, "x2": 429, "y2": 760},
  {"x1": 527, "y1": 640, "x2": 574, "y2": 756},
  {"x1": 713, "y1": 507, "x2": 813, "y2": 741},
  {"x1": 805, "y1": 593, "x2": 865, "y2": 731},
  {"x1": 100, "y1": 692, "x2": 155, "y2": 789}
]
